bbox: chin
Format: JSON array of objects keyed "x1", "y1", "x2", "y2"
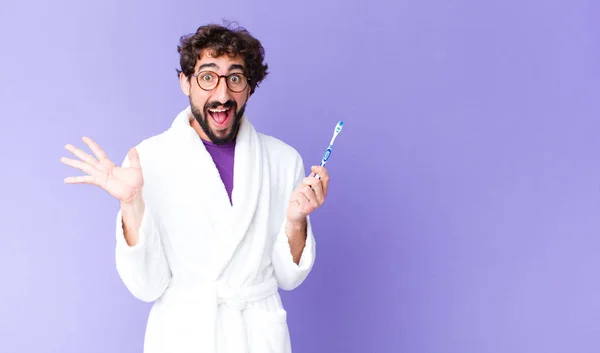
[{"x1": 213, "y1": 125, "x2": 233, "y2": 136}]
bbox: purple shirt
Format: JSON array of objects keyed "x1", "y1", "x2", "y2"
[{"x1": 202, "y1": 139, "x2": 235, "y2": 204}]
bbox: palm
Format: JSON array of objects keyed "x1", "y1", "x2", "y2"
[
  {"x1": 100, "y1": 161, "x2": 143, "y2": 202},
  {"x1": 61, "y1": 136, "x2": 144, "y2": 203}
]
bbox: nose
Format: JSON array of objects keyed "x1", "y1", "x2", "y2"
[{"x1": 212, "y1": 76, "x2": 231, "y2": 104}]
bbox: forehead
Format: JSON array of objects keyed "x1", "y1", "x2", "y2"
[{"x1": 195, "y1": 49, "x2": 246, "y2": 72}]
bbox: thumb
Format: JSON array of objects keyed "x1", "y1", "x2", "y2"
[{"x1": 127, "y1": 148, "x2": 141, "y2": 168}]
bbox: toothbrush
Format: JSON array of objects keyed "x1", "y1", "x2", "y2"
[{"x1": 315, "y1": 121, "x2": 344, "y2": 180}]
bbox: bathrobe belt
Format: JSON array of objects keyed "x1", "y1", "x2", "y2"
[{"x1": 167, "y1": 276, "x2": 280, "y2": 353}]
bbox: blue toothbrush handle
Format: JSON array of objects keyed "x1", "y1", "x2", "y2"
[
  {"x1": 315, "y1": 146, "x2": 332, "y2": 179},
  {"x1": 315, "y1": 121, "x2": 344, "y2": 180}
]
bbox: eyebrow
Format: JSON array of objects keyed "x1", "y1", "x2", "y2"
[
  {"x1": 228, "y1": 64, "x2": 245, "y2": 72},
  {"x1": 197, "y1": 63, "x2": 245, "y2": 73}
]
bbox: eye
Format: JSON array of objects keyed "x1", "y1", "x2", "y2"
[
  {"x1": 229, "y1": 74, "x2": 242, "y2": 83},
  {"x1": 201, "y1": 73, "x2": 214, "y2": 81}
]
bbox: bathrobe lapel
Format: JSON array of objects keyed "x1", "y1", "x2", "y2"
[
  {"x1": 169, "y1": 106, "x2": 267, "y2": 279},
  {"x1": 170, "y1": 107, "x2": 233, "y2": 254},
  {"x1": 214, "y1": 114, "x2": 266, "y2": 278}
]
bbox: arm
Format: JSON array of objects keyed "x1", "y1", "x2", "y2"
[
  {"x1": 286, "y1": 218, "x2": 309, "y2": 265},
  {"x1": 272, "y1": 215, "x2": 317, "y2": 291},
  {"x1": 114, "y1": 154, "x2": 172, "y2": 302},
  {"x1": 272, "y1": 154, "x2": 317, "y2": 291}
]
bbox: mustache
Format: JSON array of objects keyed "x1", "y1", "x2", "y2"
[{"x1": 205, "y1": 100, "x2": 235, "y2": 110}]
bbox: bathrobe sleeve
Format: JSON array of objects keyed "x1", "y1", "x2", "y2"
[
  {"x1": 114, "y1": 152, "x2": 172, "y2": 302},
  {"x1": 272, "y1": 153, "x2": 317, "y2": 291}
]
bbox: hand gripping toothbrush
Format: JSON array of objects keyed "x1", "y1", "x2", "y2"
[{"x1": 315, "y1": 121, "x2": 344, "y2": 179}]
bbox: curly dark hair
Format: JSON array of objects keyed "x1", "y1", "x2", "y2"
[{"x1": 176, "y1": 21, "x2": 269, "y2": 95}]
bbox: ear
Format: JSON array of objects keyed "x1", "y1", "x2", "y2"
[{"x1": 180, "y1": 72, "x2": 191, "y2": 96}]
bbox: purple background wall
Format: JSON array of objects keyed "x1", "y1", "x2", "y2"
[{"x1": 1, "y1": 0, "x2": 599, "y2": 352}]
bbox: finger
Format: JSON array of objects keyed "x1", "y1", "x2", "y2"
[
  {"x1": 311, "y1": 165, "x2": 329, "y2": 180},
  {"x1": 295, "y1": 189, "x2": 313, "y2": 210},
  {"x1": 65, "y1": 143, "x2": 100, "y2": 169},
  {"x1": 311, "y1": 166, "x2": 329, "y2": 196},
  {"x1": 302, "y1": 172, "x2": 327, "y2": 202},
  {"x1": 299, "y1": 184, "x2": 319, "y2": 208},
  {"x1": 64, "y1": 175, "x2": 95, "y2": 184},
  {"x1": 60, "y1": 157, "x2": 97, "y2": 176},
  {"x1": 302, "y1": 177, "x2": 324, "y2": 204},
  {"x1": 82, "y1": 136, "x2": 109, "y2": 161},
  {"x1": 127, "y1": 148, "x2": 141, "y2": 168}
]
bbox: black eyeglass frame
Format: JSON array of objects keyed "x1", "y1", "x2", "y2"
[{"x1": 191, "y1": 70, "x2": 250, "y2": 93}]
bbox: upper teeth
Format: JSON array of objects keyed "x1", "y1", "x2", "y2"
[{"x1": 209, "y1": 108, "x2": 229, "y2": 112}]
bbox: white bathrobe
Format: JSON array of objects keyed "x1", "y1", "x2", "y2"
[{"x1": 113, "y1": 106, "x2": 316, "y2": 353}]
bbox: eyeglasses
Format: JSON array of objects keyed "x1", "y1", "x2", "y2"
[{"x1": 192, "y1": 70, "x2": 249, "y2": 93}]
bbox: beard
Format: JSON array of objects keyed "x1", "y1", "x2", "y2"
[{"x1": 190, "y1": 98, "x2": 246, "y2": 145}]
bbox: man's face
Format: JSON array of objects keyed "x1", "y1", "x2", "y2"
[{"x1": 180, "y1": 49, "x2": 251, "y2": 145}]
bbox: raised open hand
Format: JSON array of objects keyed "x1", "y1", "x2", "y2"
[{"x1": 61, "y1": 136, "x2": 144, "y2": 204}]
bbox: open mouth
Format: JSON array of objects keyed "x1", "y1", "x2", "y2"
[{"x1": 208, "y1": 107, "x2": 231, "y2": 127}]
